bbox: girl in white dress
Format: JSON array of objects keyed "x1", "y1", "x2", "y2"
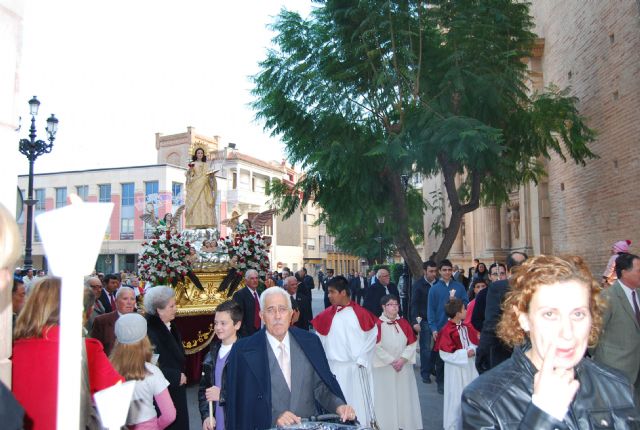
[{"x1": 372, "y1": 294, "x2": 423, "y2": 430}]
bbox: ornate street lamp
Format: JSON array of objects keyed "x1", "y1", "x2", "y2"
[{"x1": 18, "y1": 96, "x2": 58, "y2": 270}]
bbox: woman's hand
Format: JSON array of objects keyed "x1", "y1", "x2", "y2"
[
  {"x1": 180, "y1": 373, "x2": 187, "y2": 386},
  {"x1": 391, "y1": 357, "x2": 407, "y2": 372},
  {"x1": 205, "y1": 385, "x2": 220, "y2": 402},
  {"x1": 532, "y1": 341, "x2": 579, "y2": 417}
]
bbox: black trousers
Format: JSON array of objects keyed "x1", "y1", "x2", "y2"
[{"x1": 435, "y1": 350, "x2": 445, "y2": 391}]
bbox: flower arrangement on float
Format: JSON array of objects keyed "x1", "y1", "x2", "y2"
[
  {"x1": 217, "y1": 222, "x2": 270, "y2": 277},
  {"x1": 137, "y1": 223, "x2": 192, "y2": 286}
]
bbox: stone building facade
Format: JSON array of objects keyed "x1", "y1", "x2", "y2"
[{"x1": 423, "y1": 1, "x2": 640, "y2": 274}]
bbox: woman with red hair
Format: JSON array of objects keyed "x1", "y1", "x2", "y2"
[{"x1": 462, "y1": 255, "x2": 638, "y2": 428}]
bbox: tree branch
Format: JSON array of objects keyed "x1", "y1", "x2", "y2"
[
  {"x1": 387, "y1": 2, "x2": 405, "y2": 126},
  {"x1": 414, "y1": 0, "x2": 423, "y2": 98},
  {"x1": 460, "y1": 169, "x2": 482, "y2": 213}
]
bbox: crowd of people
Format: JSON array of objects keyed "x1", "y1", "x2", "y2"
[{"x1": 2, "y1": 195, "x2": 639, "y2": 429}]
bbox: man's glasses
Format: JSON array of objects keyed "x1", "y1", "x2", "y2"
[{"x1": 264, "y1": 306, "x2": 290, "y2": 315}]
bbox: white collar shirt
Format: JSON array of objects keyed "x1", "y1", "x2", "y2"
[{"x1": 266, "y1": 330, "x2": 291, "y2": 359}]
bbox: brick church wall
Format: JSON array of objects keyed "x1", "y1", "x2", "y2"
[{"x1": 530, "y1": 0, "x2": 640, "y2": 273}]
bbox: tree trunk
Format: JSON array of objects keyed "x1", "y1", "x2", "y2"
[
  {"x1": 385, "y1": 170, "x2": 424, "y2": 280},
  {"x1": 432, "y1": 208, "x2": 464, "y2": 263},
  {"x1": 431, "y1": 161, "x2": 482, "y2": 264}
]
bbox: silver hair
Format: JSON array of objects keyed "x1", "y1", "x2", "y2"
[
  {"x1": 259, "y1": 286, "x2": 292, "y2": 311},
  {"x1": 84, "y1": 276, "x2": 101, "y2": 289},
  {"x1": 116, "y1": 286, "x2": 135, "y2": 299},
  {"x1": 284, "y1": 276, "x2": 298, "y2": 288},
  {"x1": 143, "y1": 286, "x2": 175, "y2": 315},
  {"x1": 83, "y1": 286, "x2": 96, "y2": 314},
  {"x1": 245, "y1": 269, "x2": 259, "y2": 280},
  {"x1": 376, "y1": 268, "x2": 389, "y2": 278}
]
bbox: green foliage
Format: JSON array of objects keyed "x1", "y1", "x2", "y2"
[
  {"x1": 254, "y1": 0, "x2": 597, "y2": 268},
  {"x1": 426, "y1": 189, "x2": 445, "y2": 237},
  {"x1": 390, "y1": 263, "x2": 404, "y2": 285}
]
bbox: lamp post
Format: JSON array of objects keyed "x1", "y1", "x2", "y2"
[
  {"x1": 18, "y1": 96, "x2": 58, "y2": 270},
  {"x1": 376, "y1": 216, "x2": 385, "y2": 264}
]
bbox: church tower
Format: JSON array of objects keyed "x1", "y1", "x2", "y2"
[{"x1": 156, "y1": 126, "x2": 221, "y2": 167}]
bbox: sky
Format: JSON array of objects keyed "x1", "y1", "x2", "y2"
[{"x1": 18, "y1": 0, "x2": 313, "y2": 174}]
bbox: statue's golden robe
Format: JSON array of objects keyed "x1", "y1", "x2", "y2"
[{"x1": 185, "y1": 161, "x2": 216, "y2": 228}]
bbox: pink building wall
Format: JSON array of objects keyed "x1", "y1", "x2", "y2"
[
  {"x1": 159, "y1": 191, "x2": 172, "y2": 218},
  {"x1": 134, "y1": 192, "x2": 145, "y2": 239},
  {"x1": 110, "y1": 194, "x2": 120, "y2": 240}
]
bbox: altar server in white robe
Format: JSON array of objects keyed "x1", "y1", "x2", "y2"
[
  {"x1": 312, "y1": 276, "x2": 378, "y2": 426},
  {"x1": 435, "y1": 297, "x2": 479, "y2": 430},
  {"x1": 373, "y1": 294, "x2": 423, "y2": 430}
]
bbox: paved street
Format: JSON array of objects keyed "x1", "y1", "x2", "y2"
[{"x1": 188, "y1": 287, "x2": 443, "y2": 429}]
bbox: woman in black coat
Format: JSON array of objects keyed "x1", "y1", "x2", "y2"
[
  {"x1": 144, "y1": 286, "x2": 189, "y2": 430},
  {"x1": 462, "y1": 255, "x2": 639, "y2": 428}
]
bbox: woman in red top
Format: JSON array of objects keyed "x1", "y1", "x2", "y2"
[{"x1": 12, "y1": 277, "x2": 124, "y2": 430}]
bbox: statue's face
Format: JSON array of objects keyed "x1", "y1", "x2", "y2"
[{"x1": 195, "y1": 149, "x2": 204, "y2": 160}]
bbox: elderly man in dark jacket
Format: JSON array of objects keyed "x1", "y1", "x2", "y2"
[{"x1": 225, "y1": 287, "x2": 356, "y2": 429}]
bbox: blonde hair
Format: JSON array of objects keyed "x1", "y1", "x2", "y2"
[
  {"x1": 109, "y1": 336, "x2": 153, "y2": 381},
  {"x1": 497, "y1": 255, "x2": 605, "y2": 348},
  {"x1": 14, "y1": 277, "x2": 62, "y2": 339},
  {"x1": 0, "y1": 203, "x2": 21, "y2": 270}
]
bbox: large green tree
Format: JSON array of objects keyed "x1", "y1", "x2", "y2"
[
  {"x1": 255, "y1": 0, "x2": 596, "y2": 279},
  {"x1": 321, "y1": 186, "x2": 426, "y2": 264}
]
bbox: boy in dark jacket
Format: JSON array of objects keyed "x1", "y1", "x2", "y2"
[{"x1": 198, "y1": 300, "x2": 242, "y2": 430}]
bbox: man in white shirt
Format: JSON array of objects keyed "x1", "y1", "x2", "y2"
[
  {"x1": 22, "y1": 269, "x2": 36, "y2": 294},
  {"x1": 225, "y1": 287, "x2": 355, "y2": 428},
  {"x1": 350, "y1": 272, "x2": 369, "y2": 305},
  {"x1": 90, "y1": 287, "x2": 136, "y2": 355}
]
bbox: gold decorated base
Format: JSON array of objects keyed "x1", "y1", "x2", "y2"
[{"x1": 174, "y1": 264, "x2": 243, "y2": 316}]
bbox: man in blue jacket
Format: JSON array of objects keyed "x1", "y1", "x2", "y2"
[
  {"x1": 225, "y1": 287, "x2": 356, "y2": 429},
  {"x1": 427, "y1": 258, "x2": 468, "y2": 394}
]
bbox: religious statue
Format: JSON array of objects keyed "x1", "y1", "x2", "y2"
[
  {"x1": 139, "y1": 204, "x2": 184, "y2": 234},
  {"x1": 185, "y1": 147, "x2": 218, "y2": 228},
  {"x1": 201, "y1": 240, "x2": 218, "y2": 253},
  {"x1": 507, "y1": 201, "x2": 520, "y2": 239}
]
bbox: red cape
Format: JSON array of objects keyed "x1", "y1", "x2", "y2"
[
  {"x1": 376, "y1": 316, "x2": 417, "y2": 345},
  {"x1": 311, "y1": 301, "x2": 377, "y2": 335},
  {"x1": 434, "y1": 319, "x2": 479, "y2": 353}
]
